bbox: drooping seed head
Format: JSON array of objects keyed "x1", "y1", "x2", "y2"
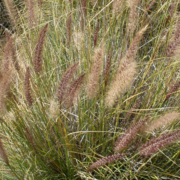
[
  {"x1": 139, "y1": 130, "x2": 180, "y2": 156},
  {"x1": 87, "y1": 153, "x2": 128, "y2": 173},
  {"x1": 114, "y1": 117, "x2": 149, "y2": 153}
]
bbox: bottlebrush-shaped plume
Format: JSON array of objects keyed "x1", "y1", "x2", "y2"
[
  {"x1": 57, "y1": 62, "x2": 79, "y2": 105},
  {"x1": 113, "y1": 0, "x2": 125, "y2": 15},
  {"x1": 105, "y1": 60, "x2": 136, "y2": 107},
  {"x1": 142, "y1": 111, "x2": 179, "y2": 134},
  {"x1": 49, "y1": 99, "x2": 59, "y2": 117},
  {"x1": 0, "y1": 69, "x2": 12, "y2": 115},
  {"x1": 3, "y1": 34, "x2": 13, "y2": 72},
  {"x1": 65, "y1": 73, "x2": 85, "y2": 108},
  {"x1": 104, "y1": 54, "x2": 111, "y2": 87},
  {"x1": 27, "y1": 0, "x2": 36, "y2": 28},
  {"x1": 3, "y1": 33, "x2": 20, "y2": 72},
  {"x1": 25, "y1": 127, "x2": 37, "y2": 153},
  {"x1": 73, "y1": 31, "x2": 83, "y2": 50},
  {"x1": 127, "y1": 0, "x2": 139, "y2": 34},
  {"x1": 87, "y1": 47, "x2": 104, "y2": 98},
  {"x1": 0, "y1": 138, "x2": 10, "y2": 166},
  {"x1": 114, "y1": 117, "x2": 149, "y2": 153},
  {"x1": 11, "y1": 45, "x2": 20, "y2": 72},
  {"x1": 139, "y1": 130, "x2": 180, "y2": 156},
  {"x1": 67, "y1": 13, "x2": 72, "y2": 46},
  {"x1": 126, "y1": 26, "x2": 147, "y2": 61},
  {"x1": 34, "y1": 24, "x2": 48, "y2": 74},
  {"x1": 5, "y1": 30, "x2": 10, "y2": 42},
  {"x1": 164, "y1": 80, "x2": 180, "y2": 103},
  {"x1": 3, "y1": 0, "x2": 17, "y2": 26},
  {"x1": 105, "y1": 26, "x2": 147, "y2": 107},
  {"x1": 94, "y1": 20, "x2": 99, "y2": 47},
  {"x1": 24, "y1": 67, "x2": 33, "y2": 107},
  {"x1": 87, "y1": 153, "x2": 128, "y2": 173},
  {"x1": 167, "y1": 20, "x2": 180, "y2": 57}
]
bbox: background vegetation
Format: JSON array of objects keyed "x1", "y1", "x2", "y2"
[{"x1": 0, "y1": 0, "x2": 180, "y2": 179}]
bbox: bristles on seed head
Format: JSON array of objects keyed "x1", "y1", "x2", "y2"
[
  {"x1": 94, "y1": 20, "x2": 99, "y2": 47},
  {"x1": 87, "y1": 153, "x2": 128, "y2": 173},
  {"x1": 113, "y1": 0, "x2": 125, "y2": 15},
  {"x1": 105, "y1": 60, "x2": 137, "y2": 107},
  {"x1": 58, "y1": 62, "x2": 79, "y2": 105},
  {"x1": 127, "y1": 0, "x2": 139, "y2": 34},
  {"x1": 166, "y1": 20, "x2": 180, "y2": 57},
  {"x1": 67, "y1": 13, "x2": 72, "y2": 46},
  {"x1": 104, "y1": 54, "x2": 111, "y2": 87},
  {"x1": 126, "y1": 26, "x2": 148, "y2": 61},
  {"x1": 28, "y1": 0, "x2": 36, "y2": 28},
  {"x1": 3, "y1": 37, "x2": 13, "y2": 72},
  {"x1": 65, "y1": 73, "x2": 85, "y2": 108},
  {"x1": 142, "y1": 111, "x2": 179, "y2": 134},
  {"x1": 34, "y1": 24, "x2": 48, "y2": 74},
  {"x1": 87, "y1": 47, "x2": 104, "y2": 98},
  {"x1": 3, "y1": 0, "x2": 17, "y2": 26},
  {"x1": 25, "y1": 127, "x2": 37, "y2": 153},
  {"x1": 0, "y1": 69, "x2": 12, "y2": 115},
  {"x1": 139, "y1": 130, "x2": 180, "y2": 156},
  {"x1": 105, "y1": 27, "x2": 147, "y2": 107},
  {"x1": 114, "y1": 117, "x2": 149, "y2": 153},
  {"x1": 24, "y1": 67, "x2": 33, "y2": 107},
  {"x1": 49, "y1": 99, "x2": 59, "y2": 117},
  {"x1": 164, "y1": 81, "x2": 180, "y2": 103},
  {"x1": 73, "y1": 31, "x2": 83, "y2": 50}
]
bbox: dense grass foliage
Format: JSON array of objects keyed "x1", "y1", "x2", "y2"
[{"x1": 0, "y1": 0, "x2": 180, "y2": 179}]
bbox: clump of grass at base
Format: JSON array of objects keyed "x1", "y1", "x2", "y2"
[{"x1": 0, "y1": 0, "x2": 180, "y2": 179}]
